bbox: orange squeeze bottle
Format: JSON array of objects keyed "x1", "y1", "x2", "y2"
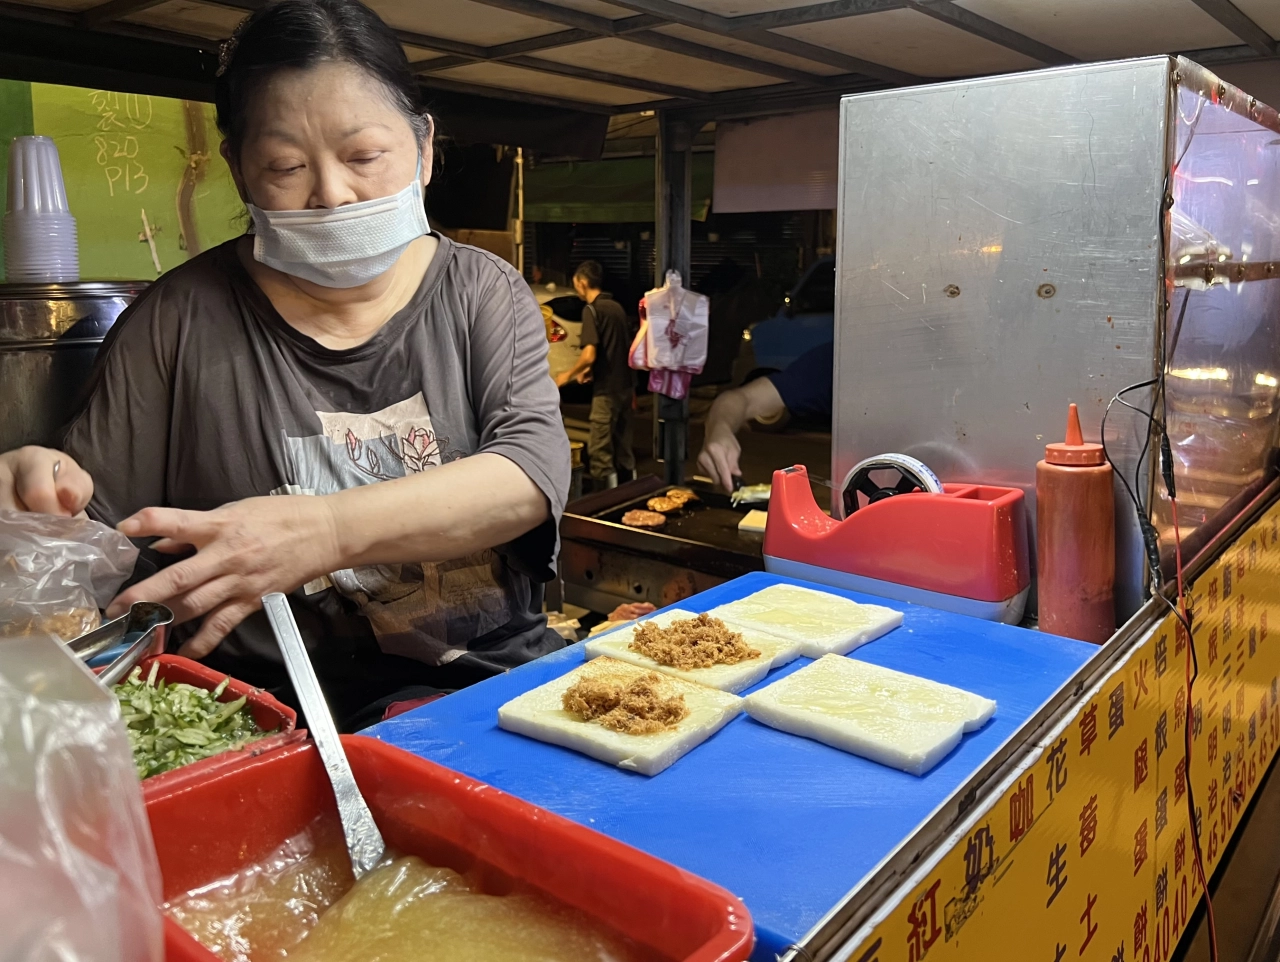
[{"x1": 1036, "y1": 403, "x2": 1116, "y2": 644}]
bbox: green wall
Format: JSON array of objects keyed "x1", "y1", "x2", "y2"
[{"x1": 0, "y1": 80, "x2": 246, "y2": 280}]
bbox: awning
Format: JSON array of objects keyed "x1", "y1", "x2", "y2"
[
  {"x1": 524, "y1": 154, "x2": 713, "y2": 223},
  {"x1": 714, "y1": 108, "x2": 838, "y2": 213}
]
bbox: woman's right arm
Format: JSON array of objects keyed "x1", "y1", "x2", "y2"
[{"x1": 0, "y1": 446, "x2": 94, "y2": 515}]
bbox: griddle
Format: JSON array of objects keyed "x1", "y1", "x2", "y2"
[{"x1": 561, "y1": 475, "x2": 763, "y2": 581}]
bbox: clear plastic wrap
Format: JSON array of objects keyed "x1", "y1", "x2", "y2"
[
  {"x1": 0, "y1": 634, "x2": 164, "y2": 962},
  {"x1": 0, "y1": 509, "x2": 138, "y2": 640}
]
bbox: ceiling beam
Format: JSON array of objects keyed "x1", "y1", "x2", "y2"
[
  {"x1": 1183, "y1": 0, "x2": 1277, "y2": 57},
  {"x1": 78, "y1": 0, "x2": 169, "y2": 28},
  {"x1": 464, "y1": 0, "x2": 861, "y2": 84},
  {"x1": 502, "y1": 54, "x2": 711, "y2": 99},
  {"x1": 621, "y1": 28, "x2": 829, "y2": 86},
  {"x1": 632, "y1": 71, "x2": 886, "y2": 122},
  {"x1": 725, "y1": 0, "x2": 902, "y2": 31},
  {"x1": 1179, "y1": 41, "x2": 1278, "y2": 65},
  {"x1": 418, "y1": 73, "x2": 616, "y2": 113},
  {"x1": 906, "y1": 0, "x2": 1074, "y2": 64},
  {"x1": 599, "y1": 0, "x2": 917, "y2": 84}
]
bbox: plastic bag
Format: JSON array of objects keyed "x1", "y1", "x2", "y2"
[
  {"x1": 0, "y1": 633, "x2": 164, "y2": 962},
  {"x1": 0, "y1": 509, "x2": 138, "y2": 641},
  {"x1": 628, "y1": 270, "x2": 709, "y2": 400}
]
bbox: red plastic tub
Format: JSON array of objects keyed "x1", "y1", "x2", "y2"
[
  {"x1": 105, "y1": 654, "x2": 303, "y2": 799},
  {"x1": 149, "y1": 736, "x2": 753, "y2": 962}
]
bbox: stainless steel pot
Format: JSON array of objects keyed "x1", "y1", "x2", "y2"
[{"x1": 0, "y1": 281, "x2": 148, "y2": 452}]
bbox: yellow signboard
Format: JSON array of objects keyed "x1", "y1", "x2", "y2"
[{"x1": 848, "y1": 501, "x2": 1280, "y2": 962}]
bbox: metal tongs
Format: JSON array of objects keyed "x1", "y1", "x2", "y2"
[
  {"x1": 69, "y1": 601, "x2": 174, "y2": 686},
  {"x1": 262, "y1": 592, "x2": 386, "y2": 878}
]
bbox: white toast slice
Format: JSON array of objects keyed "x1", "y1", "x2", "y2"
[
  {"x1": 743, "y1": 653, "x2": 996, "y2": 776},
  {"x1": 584, "y1": 609, "x2": 803, "y2": 693},
  {"x1": 497, "y1": 657, "x2": 743, "y2": 776},
  {"x1": 709, "y1": 583, "x2": 903, "y2": 657}
]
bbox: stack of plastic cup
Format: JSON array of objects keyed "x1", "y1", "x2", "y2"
[{"x1": 4, "y1": 136, "x2": 79, "y2": 283}]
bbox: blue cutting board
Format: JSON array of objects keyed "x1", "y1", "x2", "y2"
[{"x1": 369, "y1": 572, "x2": 1094, "y2": 958}]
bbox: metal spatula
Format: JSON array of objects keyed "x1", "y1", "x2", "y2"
[{"x1": 261, "y1": 592, "x2": 386, "y2": 878}]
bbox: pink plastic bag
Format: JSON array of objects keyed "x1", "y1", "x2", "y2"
[{"x1": 629, "y1": 271, "x2": 709, "y2": 400}]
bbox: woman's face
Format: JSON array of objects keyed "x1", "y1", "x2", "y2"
[{"x1": 225, "y1": 60, "x2": 429, "y2": 212}]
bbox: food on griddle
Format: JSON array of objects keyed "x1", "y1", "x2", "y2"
[
  {"x1": 584, "y1": 608, "x2": 803, "y2": 693},
  {"x1": 497, "y1": 656, "x2": 743, "y2": 775},
  {"x1": 646, "y1": 496, "x2": 684, "y2": 513},
  {"x1": 115, "y1": 661, "x2": 272, "y2": 778},
  {"x1": 730, "y1": 483, "x2": 771, "y2": 506},
  {"x1": 621, "y1": 509, "x2": 667, "y2": 528},
  {"x1": 0, "y1": 605, "x2": 100, "y2": 641},
  {"x1": 708, "y1": 582, "x2": 903, "y2": 658},
  {"x1": 743, "y1": 653, "x2": 997, "y2": 776},
  {"x1": 562, "y1": 671, "x2": 689, "y2": 734},
  {"x1": 665, "y1": 487, "x2": 698, "y2": 504},
  {"x1": 629, "y1": 613, "x2": 760, "y2": 671}
]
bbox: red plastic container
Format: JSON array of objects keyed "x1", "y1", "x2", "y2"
[
  {"x1": 105, "y1": 654, "x2": 302, "y2": 799},
  {"x1": 149, "y1": 737, "x2": 753, "y2": 962},
  {"x1": 765, "y1": 465, "x2": 1030, "y2": 605}
]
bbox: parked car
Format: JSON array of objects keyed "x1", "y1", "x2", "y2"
[
  {"x1": 533, "y1": 284, "x2": 583, "y2": 379},
  {"x1": 533, "y1": 284, "x2": 596, "y2": 404},
  {"x1": 732, "y1": 256, "x2": 835, "y2": 385}
]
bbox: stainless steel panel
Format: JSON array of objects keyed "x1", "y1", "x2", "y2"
[
  {"x1": 834, "y1": 59, "x2": 1173, "y2": 620},
  {"x1": 0, "y1": 281, "x2": 147, "y2": 451}
]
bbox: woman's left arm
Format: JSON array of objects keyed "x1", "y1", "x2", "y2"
[{"x1": 111, "y1": 255, "x2": 569, "y2": 657}]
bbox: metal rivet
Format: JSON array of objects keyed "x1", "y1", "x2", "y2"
[
  {"x1": 944, "y1": 284, "x2": 961, "y2": 298},
  {"x1": 1037, "y1": 283, "x2": 1056, "y2": 299},
  {"x1": 1218, "y1": 83, "x2": 1227, "y2": 98}
]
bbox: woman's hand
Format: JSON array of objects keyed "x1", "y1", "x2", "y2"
[
  {"x1": 107, "y1": 495, "x2": 342, "y2": 659},
  {"x1": 0, "y1": 446, "x2": 94, "y2": 515}
]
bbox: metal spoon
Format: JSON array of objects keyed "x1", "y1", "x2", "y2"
[{"x1": 261, "y1": 592, "x2": 386, "y2": 878}]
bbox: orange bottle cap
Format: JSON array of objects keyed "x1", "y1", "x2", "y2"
[{"x1": 1045, "y1": 403, "x2": 1106, "y2": 466}]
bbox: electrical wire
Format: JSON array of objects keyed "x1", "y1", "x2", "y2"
[
  {"x1": 1171, "y1": 498, "x2": 1218, "y2": 961},
  {"x1": 1101, "y1": 282, "x2": 1218, "y2": 962}
]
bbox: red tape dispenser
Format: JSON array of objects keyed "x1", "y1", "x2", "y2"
[{"x1": 764, "y1": 462, "x2": 1031, "y2": 623}]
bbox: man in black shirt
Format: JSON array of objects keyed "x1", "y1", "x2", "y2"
[{"x1": 555, "y1": 260, "x2": 635, "y2": 488}]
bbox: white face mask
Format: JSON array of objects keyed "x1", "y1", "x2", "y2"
[{"x1": 247, "y1": 159, "x2": 429, "y2": 288}]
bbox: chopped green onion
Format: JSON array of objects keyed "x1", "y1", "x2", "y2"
[{"x1": 113, "y1": 667, "x2": 275, "y2": 779}]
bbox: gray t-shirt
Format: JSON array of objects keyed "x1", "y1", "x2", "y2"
[{"x1": 63, "y1": 235, "x2": 569, "y2": 726}]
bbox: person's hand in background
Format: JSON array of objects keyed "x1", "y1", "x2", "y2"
[
  {"x1": 0, "y1": 447, "x2": 93, "y2": 516},
  {"x1": 607, "y1": 601, "x2": 656, "y2": 623},
  {"x1": 696, "y1": 377, "x2": 787, "y2": 492}
]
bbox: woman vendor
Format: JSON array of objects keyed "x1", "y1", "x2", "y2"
[{"x1": 0, "y1": 0, "x2": 570, "y2": 730}]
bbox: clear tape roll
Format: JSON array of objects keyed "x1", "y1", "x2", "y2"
[{"x1": 838, "y1": 453, "x2": 943, "y2": 519}]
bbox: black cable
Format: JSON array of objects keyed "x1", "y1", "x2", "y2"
[
  {"x1": 1100, "y1": 377, "x2": 1158, "y2": 523},
  {"x1": 1101, "y1": 377, "x2": 1164, "y2": 583}
]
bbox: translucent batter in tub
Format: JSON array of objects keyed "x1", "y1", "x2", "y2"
[
  {"x1": 290, "y1": 855, "x2": 645, "y2": 962},
  {"x1": 164, "y1": 817, "x2": 653, "y2": 962}
]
